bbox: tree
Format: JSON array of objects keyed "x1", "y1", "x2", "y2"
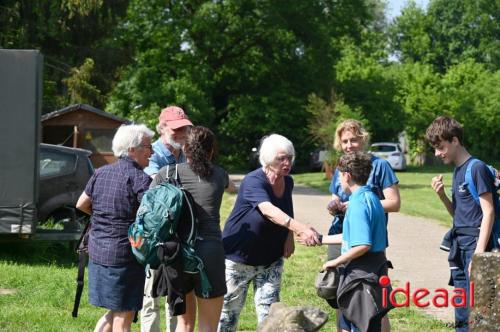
[
  {"x1": 63, "y1": 58, "x2": 101, "y2": 105},
  {"x1": 441, "y1": 60, "x2": 500, "y2": 160},
  {"x1": 390, "y1": 0, "x2": 500, "y2": 72},
  {"x1": 306, "y1": 91, "x2": 366, "y2": 149},
  {"x1": 389, "y1": 1, "x2": 433, "y2": 64},
  {"x1": 0, "y1": 0, "x2": 130, "y2": 111},
  {"x1": 334, "y1": 43, "x2": 405, "y2": 142},
  {"x1": 108, "y1": 0, "x2": 384, "y2": 168},
  {"x1": 391, "y1": 62, "x2": 442, "y2": 164}
]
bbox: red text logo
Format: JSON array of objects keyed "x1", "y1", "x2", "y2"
[{"x1": 379, "y1": 276, "x2": 474, "y2": 308}]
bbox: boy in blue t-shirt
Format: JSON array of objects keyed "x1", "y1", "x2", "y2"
[
  {"x1": 320, "y1": 152, "x2": 388, "y2": 332},
  {"x1": 426, "y1": 116, "x2": 495, "y2": 332}
]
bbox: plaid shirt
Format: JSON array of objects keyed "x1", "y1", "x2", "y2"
[{"x1": 85, "y1": 157, "x2": 151, "y2": 266}]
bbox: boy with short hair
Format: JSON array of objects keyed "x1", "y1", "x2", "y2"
[
  {"x1": 320, "y1": 152, "x2": 390, "y2": 332},
  {"x1": 426, "y1": 116, "x2": 495, "y2": 332}
]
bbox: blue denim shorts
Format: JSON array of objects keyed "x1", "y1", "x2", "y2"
[{"x1": 88, "y1": 260, "x2": 145, "y2": 311}]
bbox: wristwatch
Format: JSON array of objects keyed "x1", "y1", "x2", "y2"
[{"x1": 284, "y1": 216, "x2": 292, "y2": 228}]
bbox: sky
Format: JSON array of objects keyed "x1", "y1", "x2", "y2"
[{"x1": 385, "y1": 0, "x2": 430, "y2": 20}]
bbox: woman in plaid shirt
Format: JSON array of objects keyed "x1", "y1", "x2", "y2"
[{"x1": 77, "y1": 124, "x2": 154, "y2": 332}]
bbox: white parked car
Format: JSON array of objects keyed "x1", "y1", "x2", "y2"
[{"x1": 370, "y1": 142, "x2": 406, "y2": 171}]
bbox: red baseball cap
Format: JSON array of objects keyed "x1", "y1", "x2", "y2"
[{"x1": 159, "y1": 106, "x2": 193, "y2": 129}]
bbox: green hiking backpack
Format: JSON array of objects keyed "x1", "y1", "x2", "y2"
[
  {"x1": 129, "y1": 182, "x2": 183, "y2": 268},
  {"x1": 128, "y1": 165, "x2": 212, "y2": 296}
]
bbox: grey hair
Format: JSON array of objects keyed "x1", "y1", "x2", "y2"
[
  {"x1": 259, "y1": 134, "x2": 295, "y2": 167},
  {"x1": 112, "y1": 124, "x2": 155, "y2": 157},
  {"x1": 155, "y1": 122, "x2": 165, "y2": 134}
]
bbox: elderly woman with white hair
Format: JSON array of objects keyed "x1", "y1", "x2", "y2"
[
  {"x1": 218, "y1": 134, "x2": 320, "y2": 332},
  {"x1": 76, "y1": 124, "x2": 154, "y2": 332}
]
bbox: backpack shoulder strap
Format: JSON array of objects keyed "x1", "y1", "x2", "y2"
[
  {"x1": 72, "y1": 220, "x2": 91, "y2": 318},
  {"x1": 465, "y1": 158, "x2": 480, "y2": 205}
]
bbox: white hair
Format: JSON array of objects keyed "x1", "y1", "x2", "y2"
[
  {"x1": 112, "y1": 124, "x2": 155, "y2": 157},
  {"x1": 259, "y1": 134, "x2": 295, "y2": 167}
]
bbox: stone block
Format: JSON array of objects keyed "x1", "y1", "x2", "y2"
[
  {"x1": 257, "y1": 302, "x2": 329, "y2": 332},
  {"x1": 469, "y1": 252, "x2": 500, "y2": 332}
]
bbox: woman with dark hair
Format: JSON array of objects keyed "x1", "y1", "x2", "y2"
[{"x1": 152, "y1": 126, "x2": 236, "y2": 332}]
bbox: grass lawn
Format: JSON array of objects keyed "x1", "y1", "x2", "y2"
[
  {"x1": 0, "y1": 191, "x2": 451, "y2": 331},
  {"x1": 293, "y1": 165, "x2": 456, "y2": 227}
]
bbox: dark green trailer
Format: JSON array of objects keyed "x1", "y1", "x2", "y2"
[{"x1": 0, "y1": 49, "x2": 90, "y2": 241}]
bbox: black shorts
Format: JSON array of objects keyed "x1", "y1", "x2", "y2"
[{"x1": 184, "y1": 239, "x2": 227, "y2": 298}]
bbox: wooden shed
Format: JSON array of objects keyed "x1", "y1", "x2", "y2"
[{"x1": 41, "y1": 104, "x2": 131, "y2": 168}]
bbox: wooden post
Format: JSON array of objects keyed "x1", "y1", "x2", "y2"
[{"x1": 73, "y1": 125, "x2": 78, "y2": 148}]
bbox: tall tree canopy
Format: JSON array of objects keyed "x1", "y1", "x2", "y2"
[
  {"x1": 107, "y1": 0, "x2": 384, "y2": 166},
  {"x1": 0, "y1": 0, "x2": 130, "y2": 110},
  {"x1": 391, "y1": 0, "x2": 500, "y2": 72}
]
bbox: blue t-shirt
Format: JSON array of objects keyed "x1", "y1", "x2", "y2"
[
  {"x1": 452, "y1": 157, "x2": 495, "y2": 248},
  {"x1": 341, "y1": 186, "x2": 387, "y2": 254},
  {"x1": 144, "y1": 138, "x2": 186, "y2": 176},
  {"x1": 222, "y1": 168, "x2": 293, "y2": 266},
  {"x1": 328, "y1": 155, "x2": 399, "y2": 234}
]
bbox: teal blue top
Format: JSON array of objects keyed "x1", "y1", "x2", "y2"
[{"x1": 341, "y1": 186, "x2": 387, "y2": 254}]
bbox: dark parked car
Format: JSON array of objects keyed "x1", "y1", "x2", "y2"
[
  {"x1": 38, "y1": 144, "x2": 94, "y2": 231},
  {"x1": 309, "y1": 148, "x2": 328, "y2": 171},
  {"x1": 249, "y1": 137, "x2": 267, "y2": 170}
]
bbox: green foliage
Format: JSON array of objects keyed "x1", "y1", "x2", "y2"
[
  {"x1": 391, "y1": 0, "x2": 500, "y2": 72},
  {"x1": 63, "y1": 58, "x2": 102, "y2": 105},
  {"x1": 391, "y1": 62, "x2": 441, "y2": 163},
  {"x1": 440, "y1": 60, "x2": 500, "y2": 160},
  {"x1": 305, "y1": 91, "x2": 365, "y2": 166},
  {"x1": 2, "y1": 0, "x2": 499, "y2": 167},
  {"x1": 334, "y1": 43, "x2": 405, "y2": 142},
  {"x1": 106, "y1": 0, "x2": 382, "y2": 168},
  {"x1": 0, "y1": 0, "x2": 131, "y2": 111}
]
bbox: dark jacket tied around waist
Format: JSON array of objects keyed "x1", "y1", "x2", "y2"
[{"x1": 337, "y1": 252, "x2": 393, "y2": 332}]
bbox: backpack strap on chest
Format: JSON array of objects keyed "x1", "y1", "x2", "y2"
[{"x1": 465, "y1": 158, "x2": 480, "y2": 205}]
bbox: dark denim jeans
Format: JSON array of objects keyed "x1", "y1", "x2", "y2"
[
  {"x1": 339, "y1": 313, "x2": 382, "y2": 332},
  {"x1": 450, "y1": 248, "x2": 474, "y2": 332}
]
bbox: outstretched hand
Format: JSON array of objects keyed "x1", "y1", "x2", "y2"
[{"x1": 297, "y1": 227, "x2": 321, "y2": 246}]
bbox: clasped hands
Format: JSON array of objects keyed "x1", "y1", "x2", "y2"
[{"x1": 297, "y1": 227, "x2": 322, "y2": 246}]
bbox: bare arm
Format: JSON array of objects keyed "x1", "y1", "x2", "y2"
[
  {"x1": 76, "y1": 192, "x2": 92, "y2": 215},
  {"x1": 321, "y1": 234, "x2": 343, "y2": 245},
  {"x1": 431, "y1": 174, "x2": 454, "y2": 216},
  {"x1": 323, "y1": 245, "x2": 371, "y2": 269},
  {"x1": 475, "y1": 192, "x2": 495, "y2": 253},
  {"x1": 258, "y1": 201, "x2": 320, "y2": 245},
  {"x1": 225, "y1": 179, "x2": 237, "y2": 194},
  {"x1": 381, "y1": 184, "x2": 401, "y2": 212}
]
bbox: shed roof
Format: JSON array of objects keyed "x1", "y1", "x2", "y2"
[{"x1": 41, "y1": 104, "x2": 131, "y2": 124}]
